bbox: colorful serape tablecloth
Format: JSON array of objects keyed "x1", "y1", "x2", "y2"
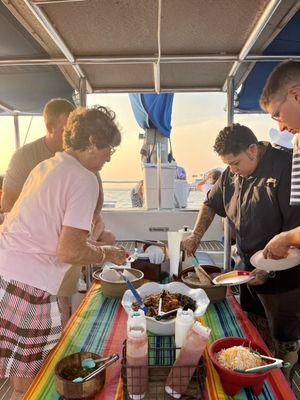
[{"x1": 24, "y1": 283, "x2": 296, "y2": 400}]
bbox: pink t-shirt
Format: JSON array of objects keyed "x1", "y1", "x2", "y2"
[{"x1": 0, "y1": 152, "x2": 99, "y2": 294}]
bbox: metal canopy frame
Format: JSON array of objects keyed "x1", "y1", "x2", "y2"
[
  {"x1": 23, "y1": 0, "x2": 92, "y2": 93},
  {"x1": 0, "y1": 0, "x2": 299, "y2": 98},
  {"x1": 222, "y1": 0, "x2": 282, "y2": 91}
]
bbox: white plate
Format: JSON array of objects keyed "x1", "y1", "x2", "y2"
[
  {"x1": 121, "y1": 281, "x2": 210, "y2": 336},
  {"x1": 250, "y1": 248, "x2": 300, "y2": 271},
  {"x1": 212, "y1": 271, "x2": 253, "y2": 286}
]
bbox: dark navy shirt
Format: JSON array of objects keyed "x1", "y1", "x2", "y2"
[{"x1": 204, "y1": 142, "x2": 300, "y2": 293}]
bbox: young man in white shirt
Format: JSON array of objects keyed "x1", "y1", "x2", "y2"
[{"x1": 260, "y1": 60, "x2": 300, "y2": 259}]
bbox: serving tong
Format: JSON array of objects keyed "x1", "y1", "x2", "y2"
[
  {"x1": 73, "y1": 354, "x2": 119, "y2": 382},
  {"x1": 234, "y1": 353, "x2": 290, "y2": 374},
  {"x1": 155, "y1": 292, "x2": 180, "y2": 321},
  {"x1": 81, "y1": 355, "x2": 112, "y2": 369}
]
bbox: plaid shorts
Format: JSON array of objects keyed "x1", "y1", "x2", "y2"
[{"x1": 0, "y1": 276, "x2": 62, "y2": 378}]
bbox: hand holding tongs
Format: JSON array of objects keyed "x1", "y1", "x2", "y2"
[{"x1": 73, "y1": 354, "x2": 119, "y2": 382}]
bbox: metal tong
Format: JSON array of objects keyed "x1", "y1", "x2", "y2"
[
  {"x1": 73, "y1": 354, "x2": 119, "y2": 382},
  {"x1": 235, "y1": 353, "x2": 290, "y2": 373},
  {"x1": 155, "y1": 293, "x2": 180, "y2": 321},
  {"x1": 155, "y1": 307, "x2": 180, "y2": 320}
]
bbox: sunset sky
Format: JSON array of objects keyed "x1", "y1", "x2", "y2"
[{"x1": 0, "y1": 93, "x2": 279, "y2": 182}]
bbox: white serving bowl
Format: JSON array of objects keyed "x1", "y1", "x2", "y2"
[{"x1": 121, "y1": 281, "x2": 210, "y2": 336}]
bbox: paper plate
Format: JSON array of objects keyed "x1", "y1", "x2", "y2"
[
  {"x1": 212, "y1": 271, "x2": 253, "y2": 286},
  {"x1": 250, "y1": 248, "x2": 300, "y2": 271}
]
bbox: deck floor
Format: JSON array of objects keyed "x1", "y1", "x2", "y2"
[
  {"x1": 0, "y1": 380, "x2": 12, "y2": 400},
  {"x1": 293, "y1": 365, "x2": 300, "y2": 399}
]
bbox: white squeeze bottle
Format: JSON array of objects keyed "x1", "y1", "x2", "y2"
[
  {"x1": 126, "y1": 310, "x2": 148, "y2": 400},
  {"x1": 175, "y1": 308, "x2": 194, "y2": 358},
  {"x1": 166, "y1": 321, "x2": 211, "y2": 398}
]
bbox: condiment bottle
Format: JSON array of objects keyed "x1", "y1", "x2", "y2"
[
  {"x1": 175, "y1": 308, "x2": 194, "y2": 358},
  {"x1": 166, "y1": 321, "x2": 210, "y2": 398},
  {"x1": 126, "y1": 310, "x2": 148, "y2": 400}
]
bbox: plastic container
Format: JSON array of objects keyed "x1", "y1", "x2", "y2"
[
  {"x1": 175, "y1": 308, "x2": 194, "y2": 358},
  {"x1": 126, "y1": 310, "x2": 148, "y2": 400},
  {"x1": 143, "y1": 163, "x2": 176, "y2": 209},
  {"x1": 166, "y1": 321, "x2": 210, "y2": 397}
]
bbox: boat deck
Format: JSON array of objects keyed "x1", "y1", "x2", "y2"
[{"x1": 0, "y1": 380, "x2": 11, "y2": 400}]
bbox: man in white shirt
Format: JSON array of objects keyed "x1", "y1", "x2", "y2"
[{"x1": 260, "y1": 60, "x2": 300, "y2": 259}]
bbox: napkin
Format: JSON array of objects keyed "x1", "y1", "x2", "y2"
[{"x1": 145, "y1": 245, "x2": 165, "y2": 264}]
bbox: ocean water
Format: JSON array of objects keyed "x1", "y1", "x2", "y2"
[{"x1": 103, "y1": 188, "x2": 205, "y2": 209}]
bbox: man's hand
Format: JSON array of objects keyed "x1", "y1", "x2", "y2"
[
  {"x1": 262, "y1": 232, "x2": 290, "y2": 260},
  {"x1": 182, "y1": 234, "x2": 201, "y2": 257},
  {"x1": 248, "y1": 269, "x2": 270, "y2": 285},
  {"x1": 103, "y1": 245, "x2": 126, "y2": 265}
]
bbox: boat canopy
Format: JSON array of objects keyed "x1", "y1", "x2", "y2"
[
  {"x1": 0, "y1": 2, "x2": 74, "y2": 115},
  {"x1": 236, "y1": 9, "x2": 300, "y2": 113},
  {"x1": 1, "y1": 0, "x2": 300, "y2": 114}
]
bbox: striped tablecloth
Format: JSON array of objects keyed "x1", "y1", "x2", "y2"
[{"x1": 24, "y1": 283, "x2": 296, "y2": 400}]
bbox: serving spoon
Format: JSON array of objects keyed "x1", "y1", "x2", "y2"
[
  {"x1": 192, "y1": 253, "x2": 214, "y2": 284},
  {"x1": 117, "y1": 270, "x2": 148, "y2": 314}
]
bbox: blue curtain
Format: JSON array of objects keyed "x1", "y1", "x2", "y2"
[
  {"x1": 129, "y1": 93, "x2": 174, "y2": 138},
  {"x1": 236, "y1": 10, "x2": 300, "y2": 113}
]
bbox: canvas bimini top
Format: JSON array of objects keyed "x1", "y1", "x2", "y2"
[
  {"x1": 0, "y1": 1, "x2": 74, "y2": 115},
  {"x1": 0, "y1": 0, "x2": 300, "y2": 114}
]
